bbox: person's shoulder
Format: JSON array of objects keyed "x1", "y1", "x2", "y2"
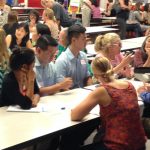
[
  {"x1": 4, "y1": 5, "x2": 11, "y2": 12},
  {"x1": 2, "y1": 72, "x2": 15, "y2": 84}
]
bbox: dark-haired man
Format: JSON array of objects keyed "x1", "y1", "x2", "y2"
[
  {"x1": 34, "y1": 34, "x2": 72, "y2": 96},
  {"x1": 55, "y1": 24, "x2": 93, "y2": 89}
]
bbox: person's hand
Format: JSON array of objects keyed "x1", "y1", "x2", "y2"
[
  {"x1": 121, "y1": 53, "x2": 134, "y2": 68},
  {"x1": 137, "y1": 86, "x2": 147, "y2": 95},
  {"x1": 27, "y1": 70, "x2": 35, "y2": 83},
  {"x1": 144, "y1": 83, "x2": 150, "y2": 92},
  {"x1": 60, "y1": 77, "x2": 73, "y2": 90}
]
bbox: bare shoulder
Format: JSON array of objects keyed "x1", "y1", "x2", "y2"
[{"x1": 92, "y1": 86, "x2": 111, "y2": 106}]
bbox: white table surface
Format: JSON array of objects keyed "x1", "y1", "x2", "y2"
[
  {"x1": 0, "y1": 82, "x2": 144, "y2": 150},
  {"x1": 86, "y1": 26, "x2": 118, "y2": 34},
  {"x1": 0, "y1": 88, "x2": 99, "y2": 150}
]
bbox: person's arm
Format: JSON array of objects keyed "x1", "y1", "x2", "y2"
[
  {"x1": 39, "y1": 78, "x2": 72, "y2": 95},
  {"x1": 5, "y1": 34, "x2": 12, "y2": 49},
  {"x1": 32, "y1": 80, "x2": 40, "y2": 107},
  {"x1": 113, "y1": 53, "x2": 133, "y2": 73},
  {"x1": 71, "y1": 86, "x2": 111, "y2": 121},
  {"x1": 26, "y1": 40, "x2": 33, "y2": 49}
]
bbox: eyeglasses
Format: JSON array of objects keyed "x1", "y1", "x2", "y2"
[{"x1": 111, "y1": 42, "x2": 122, "y2": 47}]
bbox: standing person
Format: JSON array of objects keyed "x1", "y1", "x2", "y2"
[
  {"x1": 0, "y1": 0, "x2": 10, "y2": 27},
  {"x1": 34, "y1": 34, "x2": 72, "y2": 96},
  {"x1": 55, "y1": 24, "x2": 93, "y2": 89},
  {"x1": 6, "y1": 23, "x2": 33, "y2": 51},
  {"x1": 114, "y1": 0, "x2": 130, "y2": 39},
  {"x1": 3, "y1": 10, "x2": 18, "y2": 36},
  {"x1": 41, "y1": 0, "x2": 77, "y2": 27},
  {"x1": 1, "y1": 48, "x2": 40, "y2": 109},
  {"x1": 71, "y1": 56, "x2": 146, "y2": 150},
  {"x1": 42, "y1": 8, "x2": 59, "y2": 40},
  {"x1": 0, "y1": 28, "x2": 9, "y2": 103},
  {"x1": 81, "y1": 0, "x2": 92, "y2": 27}
]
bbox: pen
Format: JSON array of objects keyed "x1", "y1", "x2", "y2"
[{"x1": 82, "y1": 87, "x2": 93, "y2": 91}]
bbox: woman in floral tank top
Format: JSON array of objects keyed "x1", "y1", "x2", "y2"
[{"x1": 71, "y1": 56, "x2": 146, "y2": 150}]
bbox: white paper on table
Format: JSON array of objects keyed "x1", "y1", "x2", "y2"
[{"x1": 7, "y1": 103, "x2": 48, "y2": 113}]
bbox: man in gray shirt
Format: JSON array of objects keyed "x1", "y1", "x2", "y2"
[{"x1": 41, "y1": 0, "x2": 77, "y2": 27}]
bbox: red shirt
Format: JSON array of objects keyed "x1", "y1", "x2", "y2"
[{"x1": 100, "y1": 82, "x2": 146, "y2": 150}]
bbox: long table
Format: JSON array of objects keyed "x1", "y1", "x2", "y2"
[
  {"x1": 86, "y1": 26, "x2": 118, "y2": 34},
  {"x1": 0, "y1": 81, "x2": 144, "y2": 150}
]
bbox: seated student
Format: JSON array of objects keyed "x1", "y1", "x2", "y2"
[
  {"x1": 55, "y1": 24, "x2": 93, "y2": 89},
  {"x1": 0, "y1": 28, "x2": 9, "y2": 104},
  {"x1": 31, "y1": 23, "x2": 51, "y2": 47},
  {"x1": 71, "y1": 56, "x2": 146, "y2": 150},
  {"x1": 91, "y1": 0, "x2": 101, "y2": 19},
  {"x1": 126, "y1": 1, "x2": 143, "y2": 37},
  {"x1": 1, "y1": 48, "x2": 40, "y2": 109},
  {"x1": 42, "y1": 8, "x2": 59, "y2": 40},
  {"x1": 134, "y1": 35, "x2": 150, "y2": 67},
  {"x1": 3, "y1": 10, "x2": 18, "y2": 36},
  {"x1": 6, "y1": 23, "x2": 33, "y2": 52},
  {"x1": 137, "y1": 82, "x2": 150, "y2": 138},
  {"x1": 94, "y1": 33, "x2": 134, "y2": 79},
  {"x1": 28, "y1": 10, "x2": 40, "y2": 33},
  {"x1": 34, "y1": 34, "x2": 72, "y2": 96},
  {"x1": 57, "y1": 28, "x2": 68, "y2": 58}
]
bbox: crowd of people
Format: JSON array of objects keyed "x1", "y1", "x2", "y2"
[{"x1": 1, "y1": 0, "x2": 150, "y2": 150}]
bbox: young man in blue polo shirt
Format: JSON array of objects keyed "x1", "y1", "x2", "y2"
[{"x1": 55, "y1": 24, "x2": 93, "y2": 89}]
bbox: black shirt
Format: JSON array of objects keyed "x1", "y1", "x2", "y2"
[{"x1": 1, "y1": 72, "x2": 39, "y2": 109}]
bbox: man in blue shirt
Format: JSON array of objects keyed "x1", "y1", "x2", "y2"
[
  {"x1": 55, "y1": 24, "x2": 93, "y2": 89},
  {"x1": 34, "y1": 34, "x2": 72, "y2": 96}
]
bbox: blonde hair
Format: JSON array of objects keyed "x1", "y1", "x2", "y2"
[
  {"x1": 44, "y1": 8, "x2": 56, "y2": 21},
  {"x1": 0, "y1": 28, "x2": 9, "y2": 68},
  {"x1": 94, "y1": 33, "x2": 120, "y2": 54},
  {"x1": 92, "y1": 56, "x2": 113, "y2": 82}
]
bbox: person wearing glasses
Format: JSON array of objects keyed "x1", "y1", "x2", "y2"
[
  {"x1": 34, "y1": 34, "x2": 72, "y2": 96},
  {"x1": 94, "y1": 32, "x2": 134, "y2": 79}
]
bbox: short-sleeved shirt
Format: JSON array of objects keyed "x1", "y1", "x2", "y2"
[
  {"x1": 52, "y1": 2, "x2": 76, "y2": 27},
  {"x1": 55, "y1": 48, "x2": 91, "y2": 88},
  {"x1": 34, "y1": 57, "x2": 63, "y2": 88}
]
